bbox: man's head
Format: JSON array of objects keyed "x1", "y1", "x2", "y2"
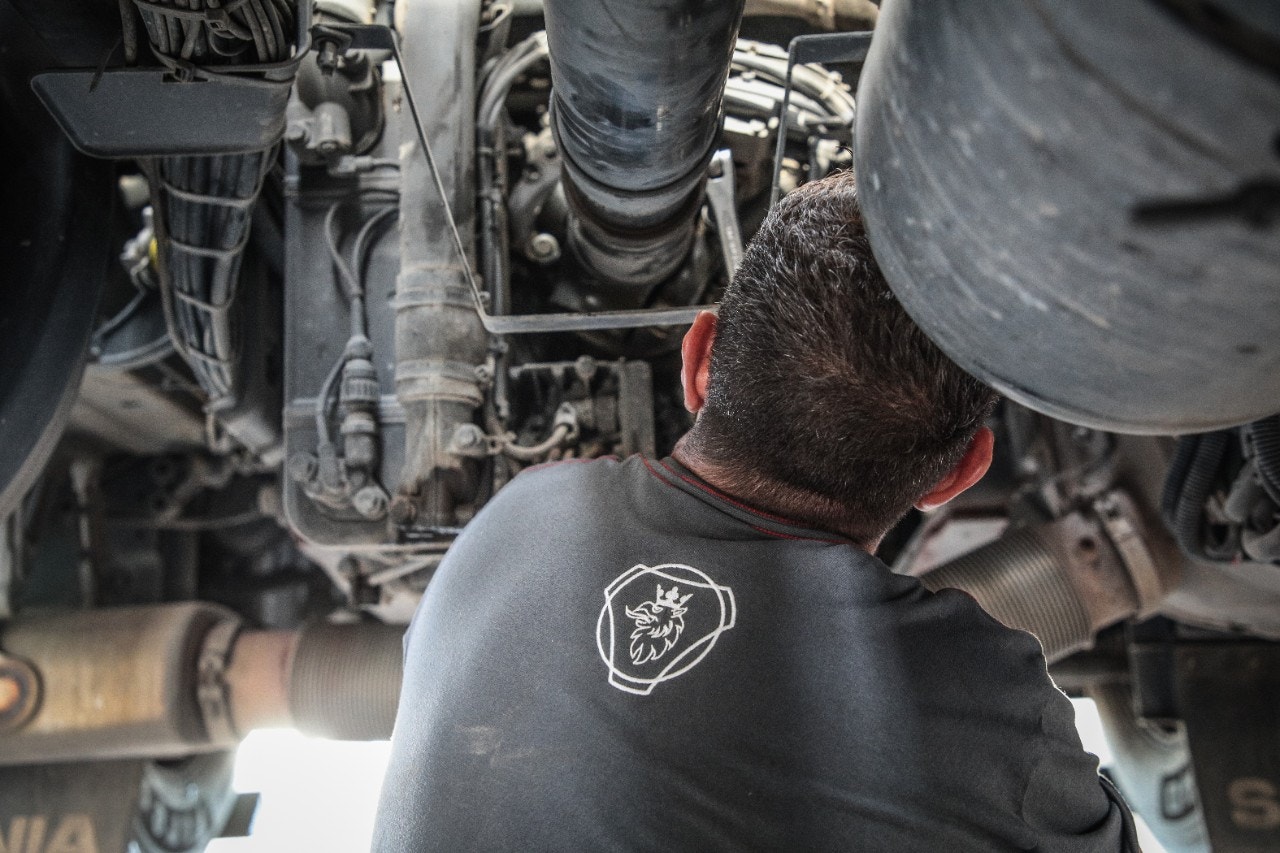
[{"x1": 676, "y1": 171, "x2": 997, "y2": 546}]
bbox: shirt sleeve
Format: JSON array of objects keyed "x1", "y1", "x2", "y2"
[{"x1": 1020, "y1": 687, "x2": 1140, "y2": 852}]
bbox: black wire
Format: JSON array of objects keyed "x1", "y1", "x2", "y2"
[
  {"x1": 315, "y1": 353, "x2": 345, "y2": 445},
  {"x1": 349, "y1": 206, "x2": 398, "y2": 340},
  {"x1": 324, "y1": 202, "x2": 361, "y2": 302}
]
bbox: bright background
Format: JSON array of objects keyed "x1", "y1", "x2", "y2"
[{"x1": 208, "y1": 698, "x2": 1166, "y2": 852}]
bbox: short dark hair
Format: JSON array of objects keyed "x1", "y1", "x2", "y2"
[{"x1": 686, "y1": 171, "x2": 997, "y2": 539}]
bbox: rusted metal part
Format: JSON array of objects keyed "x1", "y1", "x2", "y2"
[
  {"x1": 0, "y1": 605, "x2": 403, "y2": 764},
  {"x1": 0, "y1": 653, "x2": 40, "y2": 732},
  {"x1": 0, "y1": 603, "x2": 237, "y2": 765},
  {"x1": 922, "y1": 490, "x2": 1180, "y2": 663},
  {"x1": 392, "y1": 0, "x2": 487, "y2": 529},
  {"x1": 223, "y1": 629, "x2": 298, "y2": 734}
]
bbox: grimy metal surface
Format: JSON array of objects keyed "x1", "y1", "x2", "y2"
[{"x1": 0, "y1": 603, "x2": 235, "y2": 766}]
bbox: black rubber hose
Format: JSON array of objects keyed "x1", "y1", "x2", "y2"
[
  {"x1": 543, "y1": 0, "x2": 746, "y2": 232},
  {"x1": 1249, "y1": 415, "x2": 1280, "y2": 506},
  {"x1": 1160, "y1": 434, "x2": 1200, "y2": 527},
  {"x1": 288, "y1": 621, "x2": 404, "y2": 740},
  {"x1": 1168, "y1": 431, "x2": 1231, "y2": 559}
]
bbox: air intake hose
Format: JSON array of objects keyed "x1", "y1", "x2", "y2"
[
  {"x1": 543, "y1": 0, "x2": 746, "y2": 293},
  {"x1": 921, "y1": 498, "x2": 1171, "y2": 662}
]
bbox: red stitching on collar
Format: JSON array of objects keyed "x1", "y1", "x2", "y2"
[{"x1": 640, "y1": 456, "x2": 679, "y2": 490}]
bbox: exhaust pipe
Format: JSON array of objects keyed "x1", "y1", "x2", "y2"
[
  {"x1": 543, "y1": 0, "x2": 746, "y2": 295},
  {"x1": 0, "y1": 605, "x2": 403, "y2": 765},
  {"x1": 920, "y1": 492, "x2": 1176, "y2": 662}
]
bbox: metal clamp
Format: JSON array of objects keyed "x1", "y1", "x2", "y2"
[
  {"x1": 769, "y1": 31, "x2": 873, "y2": 208},
  {"x1": 196, "y1": 619, "x2": 242, "y2": 744},
  {"x1": 1094, "y1": 492, "x2": 1165, "y2": 616},
  {"x1": 706, "y1": 149, "x2": 745, "y2": 277}
]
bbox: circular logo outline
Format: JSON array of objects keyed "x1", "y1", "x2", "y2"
[{"x1": 596, "y1": 563, "x2": 736, "y2": 695}]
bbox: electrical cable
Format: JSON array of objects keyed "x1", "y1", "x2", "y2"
[{"x1": 314, "y1": 197, "x2": 400, "y2": 444}]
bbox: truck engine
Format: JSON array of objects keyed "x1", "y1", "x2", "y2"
[{"x1": 1, "y1": 0, "x2": 1278, "y2": 850}]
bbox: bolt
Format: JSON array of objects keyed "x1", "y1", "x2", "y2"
[
  {"x1": 454, "y1": 424, "x2": 484, "y2": 450},
  {"x1": 528, "y1": 232, "x2": 561, "y2": 264},
  {"x1": 353, "y1": 486, "x2": 389, "y2": 520},
  {"x1": 316, "y1": 40, "x2": 341, "y2": 76},
  {"x1": 574, "y1": 355, "x2": 598, "y2": 384},
  {"x1": 287, "y1": 452, "x2": 319, "y2": 485},
  {"x1": 0, "y1": 659, "x2": 38, "y2": 730}
]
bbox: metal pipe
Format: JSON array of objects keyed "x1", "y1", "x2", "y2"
[
  {"x1": 511, "y1": 0, "x2": 875, "y2": 32},
  {"x1": 0, "y1": 604, "x2": 237, "y2": 765},
  {"x1": 920, "y1": 493, "x2": 1175, "y2": 663},
  {"x1": 543, "y1": 0, "x2": 746, "y2": 294},
  {"x1": 284, "y1": 620, "x2": 403, "y2": 740},
  {"x1": 0, "y1": 605, "x2": 405, "y2": 765},
  {"x1": 392, "y1": 0, "x2": 487, "y2": 528}
]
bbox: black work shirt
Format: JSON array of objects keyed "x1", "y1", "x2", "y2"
[{"x1": 374, "y1": 455, "x2": 1135, "y2": 851}]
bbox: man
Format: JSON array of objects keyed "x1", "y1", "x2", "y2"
[{"x1": 373, "y1": 171, "x2": 1136, "y2": 850}]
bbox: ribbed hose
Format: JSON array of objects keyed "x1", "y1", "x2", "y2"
[
  {"x1": 288, "y1": 621, "x2": 404, "y2": 740},
  {"x1": 1162, "y1": 431, "x2": 1231, "y2": 559},
  {"x1": 922, "y1": 527, "x2": 1093, "y2": 662},
  {"x1": 1249, "y1": 416, "x2": 1280, "y2": 506},
  {"x1": 1160, "y1": 434, "x2": 1199, "y2": 523}
]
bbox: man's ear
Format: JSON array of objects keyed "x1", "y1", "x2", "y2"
[
  {"x1": 680, "y1": 311, "x2": 718, "y2": 414},
  {"x1": 914, "y1": 426, "x2": 994, "y2": 512}
]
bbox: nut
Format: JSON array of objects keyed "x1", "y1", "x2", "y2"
[
  {"x1": 527, "y1": 232, "x2": 561, "y2": 264},
  {"x1": 352, "y1": 486, "x2": 389, "y2": 520}
]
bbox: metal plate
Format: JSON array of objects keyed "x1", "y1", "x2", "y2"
[{"x1": 32, "y1": 69, "x2": 289, "y2": 158}]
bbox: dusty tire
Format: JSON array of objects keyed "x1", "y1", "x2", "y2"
[{"x1": 129, "y1": 752, "x2": 238, "y2": 853}]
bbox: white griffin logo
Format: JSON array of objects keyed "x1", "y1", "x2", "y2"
[{"x1": 625, "y1": 584, "x2": 692, "y2": 665}]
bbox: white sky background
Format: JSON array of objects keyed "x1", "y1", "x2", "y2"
[{"x1": 208, "y1": 699, "x2": 1166, "y2": 852}]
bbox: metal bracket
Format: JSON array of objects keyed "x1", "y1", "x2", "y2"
[
  {"x1": 706, "y1": 149, "x2": 745, "y2": 277},
  {"x1": 196, "y1": 619, "x2": 242, "y2": 744},
  {"x1": 1094, "y1": 491, "x2": 1166, "y2": 616},
  {"x1": 769, "y1": 31, "x2": 874, "y2": 207},
  {"x1": 31, "y1": 4, "x2": 312, "y2": 158},
  {"x1": 325, "y1": 22, "x2": 716, "y2": 334}
]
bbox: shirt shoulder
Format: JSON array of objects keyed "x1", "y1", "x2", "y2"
[{"x1": 905, "y1": 587, "x2": 1136, "y2": 849}]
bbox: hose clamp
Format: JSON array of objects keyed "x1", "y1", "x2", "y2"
[
  {"x1": 1094, "y1": 491, "x2": 1165, "y2": 616},
  {"x1": 197, "y1": 618, "x2": 242, "y2": 744}
]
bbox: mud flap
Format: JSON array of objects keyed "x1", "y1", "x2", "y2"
[
  {"x1": 1177, "y1": 643, "x2": 1280, "y2": 853},
  {"x1": 0, "y1": 760, "x2": 144, "y2": 853}
]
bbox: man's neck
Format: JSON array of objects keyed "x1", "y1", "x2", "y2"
[{"x1": 671, "y1": 436, "x2": 882, "y2": 552}]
